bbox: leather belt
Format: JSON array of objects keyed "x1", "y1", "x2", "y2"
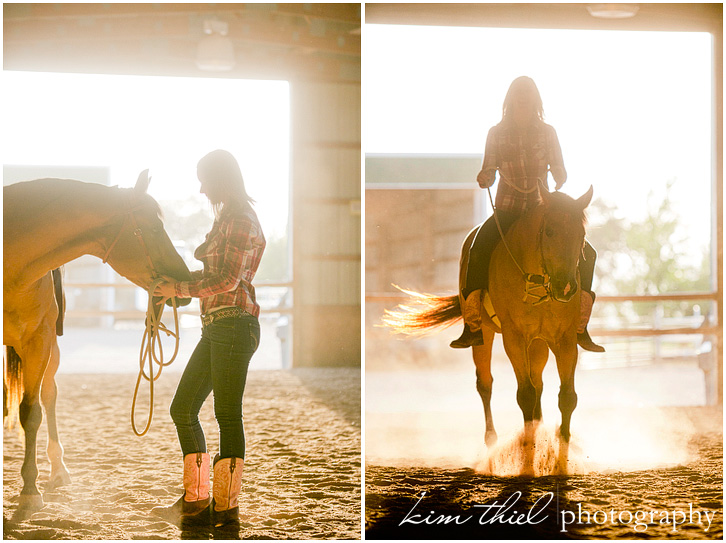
[{"x1": 201, "y1": 307, "x2": 248, "y2": 328}]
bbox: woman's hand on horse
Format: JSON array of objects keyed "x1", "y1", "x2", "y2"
[{"x1": 153, "y1": 276, "x2": 178, "y2": 300}]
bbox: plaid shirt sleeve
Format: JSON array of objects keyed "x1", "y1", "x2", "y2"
[
  {"x1": 477, "y1": 126, "x2": 499, "y2": 188},
  {"x1": 174, "y1": 214, "x2": 261, "y2": 300},
  {"x1": 546, "y1": 124, "x2": 567, "y2": 186}
]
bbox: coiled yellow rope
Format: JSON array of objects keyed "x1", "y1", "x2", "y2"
[{"x1": 131, "y1": 277, "x2": 181, "y2": 436}]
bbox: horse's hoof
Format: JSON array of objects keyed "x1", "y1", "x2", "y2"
[
  {"x1": 485, "y1": 430, "x2": 498, "y2": 448},
  {"x1": 47, "y1": 470, "x2": 72, "y2": 490},
  {"x1": 18, "y1": 493, "x2": 44, "y2": 511}
]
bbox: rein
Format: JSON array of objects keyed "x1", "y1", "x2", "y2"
[
  {"x1": 100, "y1": 199, "x2": 182, "y2": 436},
  {"x1": 486, "y1": 186, "x2": 553, "y2": 305}
]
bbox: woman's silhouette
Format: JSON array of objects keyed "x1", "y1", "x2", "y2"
[{"x1": 451, "y1": 76, "x2": 603, "y2": 353}]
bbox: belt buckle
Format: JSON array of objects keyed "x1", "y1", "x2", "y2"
[{"x1": 202, "y1": 313, "x2": 214, "y2": 328}]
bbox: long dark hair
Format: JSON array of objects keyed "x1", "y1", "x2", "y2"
[
  {"x1": 197, "y1": 149, "x2": 255, "y2": 217},
  {"x1": 502, "y1": 76, "x2": 545, "y2": 123}
]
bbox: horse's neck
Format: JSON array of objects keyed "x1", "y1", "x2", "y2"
[
  {"x1": 507, "y1": 207, "x2": 545, "y2": 274},
  {"x1": 4, "y1": 182, "x2": 124, "y2": 289},
  {"x1": 13, "y1": 239, "x2": 106, "y2": 290}
]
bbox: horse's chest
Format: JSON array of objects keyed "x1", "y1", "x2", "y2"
[{"x1": 505, "y1": 300, "x2": 575, "y2": 339}]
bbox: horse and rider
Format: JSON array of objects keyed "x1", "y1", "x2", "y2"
[{"x1": 384, "y1": 77, "x2": 605, "y2": 471}]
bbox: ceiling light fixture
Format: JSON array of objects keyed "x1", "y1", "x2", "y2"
[
  {"x1": 586, "y1": 4, "x2": 640, "y2": 19},
  {"x1": 196, "y1": 19, "x2": 235, "y2": 71}
]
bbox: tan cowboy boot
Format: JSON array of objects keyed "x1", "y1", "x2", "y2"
[
  {"x1": 450, "y1": 289, "x2": 485, "y2": 348},
  {"x1": 152, "y1": 452, "x2": 211, "y2": 523},
  {"x1": 212, "y1": 456, "x2": 244, "y2": 527},
  {"x1": 578, "y1": 291, "x2": 605, "y2": 353}
]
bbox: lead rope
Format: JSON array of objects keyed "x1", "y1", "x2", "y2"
[
  {"x1": 486, "y1": 185, "x2": 526, "y2": 278},
  {"x1": 131, "y1": 277, "x2": 181, "y2": 436}
]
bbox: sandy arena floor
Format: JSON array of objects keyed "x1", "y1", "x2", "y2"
[
  {"x1": 365, "y1": 363, "x2": 722, "y2": 540},
  {"x1": 4, "y1": 368, "x2": 361, "y2": 540}
]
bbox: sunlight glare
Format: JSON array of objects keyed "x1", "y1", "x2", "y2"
[{"x1": 2, "y1": 71, "x2": 290, "y2": 238}]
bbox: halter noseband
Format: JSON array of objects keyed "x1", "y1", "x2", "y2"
[{"x1": 101, "y1": 201, "x2": 158, "y2": 277}]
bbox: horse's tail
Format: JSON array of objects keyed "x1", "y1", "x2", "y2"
[
  {"x1": 381, "y1": 285, "x2": 462, "y2": 336},
  {"x1": 4, "y1": 346, "x2": 23, "y2": 429}
]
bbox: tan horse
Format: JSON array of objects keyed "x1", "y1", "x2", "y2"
[
  {"x1": 383, "y1": 185, "x2": 593, "y2": 473},
  {"x1": 3, "y1": 171, "x2": 192, "y2": 510}
]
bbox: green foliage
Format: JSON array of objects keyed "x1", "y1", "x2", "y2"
[
  {"x1": 586, "y1": 178, "x2": 711, "y2": 318},
  {"x1": 159, "y1": 197, "x2": 289, "y2": 282},
  {"x1": 159, "y1": 198, "x2": 214, "y2": 255}
]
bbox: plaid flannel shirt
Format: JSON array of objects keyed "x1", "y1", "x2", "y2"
[
  {"x1": 478, "y1": 121, "x2": 566, "y2": 215},
  {"x1": 174, "y1": 206, "x2": 266, "y2": 318}
]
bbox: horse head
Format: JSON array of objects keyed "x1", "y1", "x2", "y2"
[
  {"x1": 538, "y1": 182, "x2": 593, "y2": 303},
  {"x1": 102, "y1": 170, "x2": 192, "y2": 310}
]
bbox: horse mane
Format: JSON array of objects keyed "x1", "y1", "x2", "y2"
[{"x1": 9, "y1": 178, "x2": 164, "y2": 221}]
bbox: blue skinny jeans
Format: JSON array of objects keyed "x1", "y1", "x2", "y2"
[{"x1": 170, "y1": 314, "x2": 260, "y2": 460}]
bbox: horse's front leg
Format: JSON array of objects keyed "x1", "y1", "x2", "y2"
[
  {"x1": 527, "y1": 338, "x2": 549, "y2": 423},
  {"x1": 502, "y1": 330, "x2": 536, "y2": 423},
  {"x1": 473, "y1": 327, "x2": 497, "y2": 447},
  {"x1": 550, "y1": 336, "x2": 578, "y2": 475},
  {"x1": 552, "y1": 337, "x2": 579, "y2": 443},
  {"x1": 501, "y1": 329, "x2": 537, "y2": 476},
  {"x1": 41, "y1": 341, "x2": 71, "y2": 489},
  {"x1": 549, "y1": 341, "x2": 577, "y2": 480}
]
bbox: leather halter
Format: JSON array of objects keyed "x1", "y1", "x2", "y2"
[{"x1": 101, "y1": 201, "x2": 157, "y2": 277}]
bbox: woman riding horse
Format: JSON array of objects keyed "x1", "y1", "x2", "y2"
[{"x1": 451, "y1": 76, "x2": 604, "y2": 353}]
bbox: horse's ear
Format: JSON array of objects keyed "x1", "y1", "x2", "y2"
[
  {"x1": 576, "y1": 185, "x2": 594, "y2": 209},
  {"x1": 538, "y1": 179, "x2": 552, "y2": 206},
  {"x1": 134, "y1": 169, "x2": 151, "y2": 194}
]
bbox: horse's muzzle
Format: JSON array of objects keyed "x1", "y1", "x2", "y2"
[{"x1": 551, "y1": 279, "x2": 578, "y2": 303}]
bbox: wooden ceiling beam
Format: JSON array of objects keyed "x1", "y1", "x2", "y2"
[
  {"x1": 365, "y1": 3, "x2": 722, "y2": 34},
  {"x1": 4, "y1": 16, "x2": 360, "y2": 56},
  {"x1": 4, "y1": 3, "x2": 360, "y2": 25}
]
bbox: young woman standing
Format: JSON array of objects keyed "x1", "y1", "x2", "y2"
[{"x1": 153, "y1": 149, "x2": 266, "y2": 527}]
